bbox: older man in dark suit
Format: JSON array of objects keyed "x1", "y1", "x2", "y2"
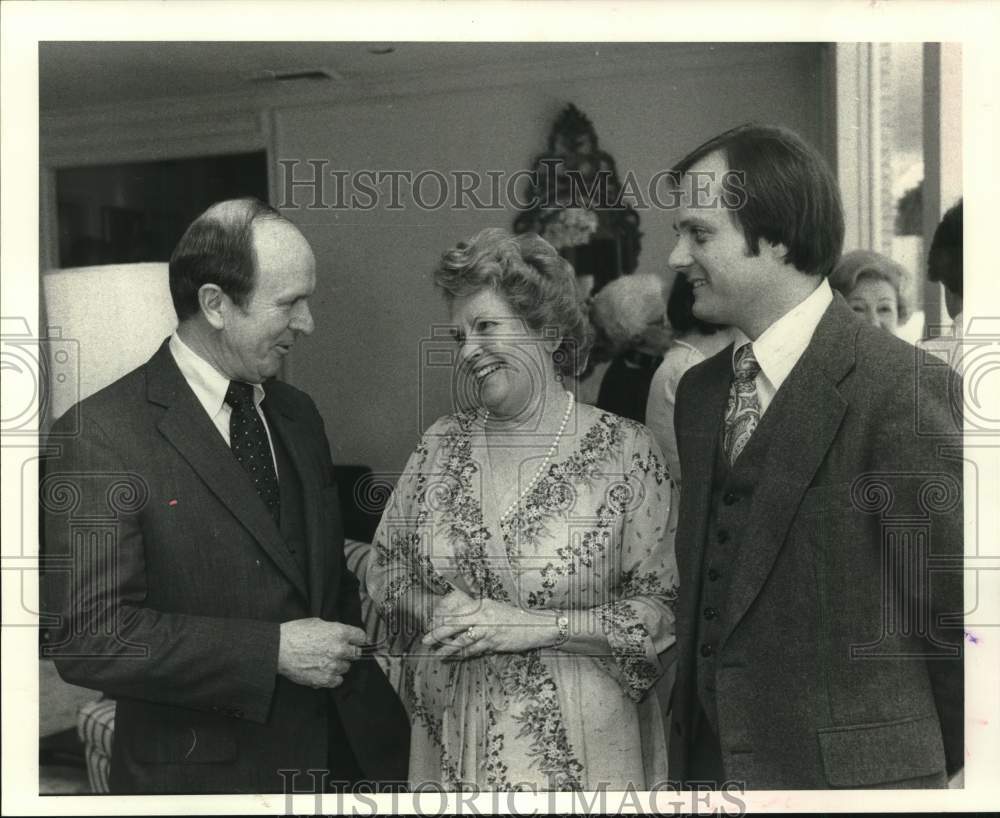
[
  {"x1": 666, "y1": 125, "x2": 963, "y2": 789},
  {"x1": 42, "y1": 198, "x2": 409, "y2": 793}
]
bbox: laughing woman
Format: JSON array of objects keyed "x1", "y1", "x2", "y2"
[{"x1": 367, "y1": 228, "x2": 678, "y2": 790}]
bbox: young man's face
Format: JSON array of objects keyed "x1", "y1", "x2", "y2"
[{"x1": 668, "y1": 150, "x2": 784, "y2": 333}]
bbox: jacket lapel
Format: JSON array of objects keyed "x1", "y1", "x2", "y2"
[
  {"x1": 145, "y1": 341, "x2": 310, "y2": 601},
  {"x1": 263, "y1": 391, "x2": 332, "y2": 617},
  {"x1": 719, "y1": 296, "x2": 858, "y2": 647}
]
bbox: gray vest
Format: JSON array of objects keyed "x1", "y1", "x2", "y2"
[{"x1": 694, "y1": 413, "x2": 775, "y2": 735}]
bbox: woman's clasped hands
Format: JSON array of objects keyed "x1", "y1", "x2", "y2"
[{"x1": 421, "y1": 587, "x2": 559, "y2": 660}]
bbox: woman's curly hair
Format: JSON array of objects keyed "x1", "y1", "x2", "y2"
[{"x1": 433, "y1": 228, "x2": 593, "y2": 377}]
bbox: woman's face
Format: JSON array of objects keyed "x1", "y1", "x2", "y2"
[
  {"x1": 847, "y1": 276, "x2": 900, "y2": 334},
  {"x1": 449, "y1": 288, "x2": 556, "y2": 419}
]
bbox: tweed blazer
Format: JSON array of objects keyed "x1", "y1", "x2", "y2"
[
  {"x1": 668, "y1": 295, "x2": 964, "y2": 789},
  {"x1": 43, "y1": 340, "x2": 409, "y2": 793}
]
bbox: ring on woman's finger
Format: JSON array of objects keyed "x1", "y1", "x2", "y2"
[{"x1": 466, "y1": 626, "x2": 479, "y2": 641}]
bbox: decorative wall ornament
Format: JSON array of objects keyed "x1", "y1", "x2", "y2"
[{"x1": 513, "y1": 103, "x2": 642, "y2": 297}]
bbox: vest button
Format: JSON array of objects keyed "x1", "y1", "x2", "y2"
[
  {"x1": 707, "y1": 567, "x2": 721, "y2": 581},
  {"x1": 717, "y1": 529, "x2": 730, "y2": 544},
  {"x1": 703, "y1": 606, "x2": 718, "y2": 620},
  {"x1": 723, "y1": 491, "x2": 739, "y2": 505},
  {"x1": 700, "y1": 643, "x2": 714, "y2": 657}
]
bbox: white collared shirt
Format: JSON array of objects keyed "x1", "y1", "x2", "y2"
[
  {"x1": 730, "y1": 278, "x2": 833, "y2": 416},
  {"x1": 168, "y1": 332, "x2": 279, "y2": 475}
]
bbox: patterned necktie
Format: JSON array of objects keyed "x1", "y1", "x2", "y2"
[
  {"x1": 723, "y1": 343, "x2": 762, "y2": 465},
  {"x1": 225, "y1": 381, "x2": 280, "y2": 524}
]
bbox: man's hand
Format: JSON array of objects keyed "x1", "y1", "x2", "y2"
[{"x1": 277, "y1": 618, "x2": 367, "y2": 689}]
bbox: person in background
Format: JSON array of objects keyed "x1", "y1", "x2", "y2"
[
  {"x1": 645, "y1": 274, "x2": 735, "y2": 490},
  {"x1": 590, "y1": 272, "x2": 674, "y2": 423},
  {"x1": 367, "y1": 228, "x2": 677, "y2": 790},
  {"x1": 920, "y1": 200, "x2": 964, "y2": 371},
  {"x1": 828, "y1": 249, "x2": 912, "y2": 336}
]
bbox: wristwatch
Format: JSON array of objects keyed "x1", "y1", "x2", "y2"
[{"x1": 554, "y1": 612, "x2": 570, "y2": 646}]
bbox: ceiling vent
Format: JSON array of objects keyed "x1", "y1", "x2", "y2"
[{"x1": 249, "y1": 68, "x2": 344, "y2": 83}]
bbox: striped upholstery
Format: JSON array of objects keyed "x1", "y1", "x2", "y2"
[
  {"x1": 77, "y1": 696, "x2": 115, "y2": 794},
  {"x1": 76, "y1": 539, "x2": 399, "y2": 793}
]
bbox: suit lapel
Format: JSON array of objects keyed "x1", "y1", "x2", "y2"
[
  {"x1": 676, "y1": 348, "x2": 733, "y2": 639},
  {"x1": 146, "y1": 341, "x2": 310, "y2": 601},
  {"x1": 263, "y1": 393, "x2": 331, "y2": 617},
  {"x1": 719, "y1": 297, "x2": 858, "y2": 647}
]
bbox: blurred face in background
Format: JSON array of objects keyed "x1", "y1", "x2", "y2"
[
  {"x1": 636, "y1": 295, "x2": 672, "y2": 355},
  {"x1": 847, "y1": 274, "x2": 899, "y2": 334}
]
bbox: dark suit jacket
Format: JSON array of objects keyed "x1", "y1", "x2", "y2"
[
  {"x1": 668, "y1": 295, "x2": 963, "y2": 788},
  {"x1": 42, "y1": 340, "x2": 408, "y2": 793}
]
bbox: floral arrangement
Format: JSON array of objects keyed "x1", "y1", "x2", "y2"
[{"x1": 541, "y1": 207, "x2": 599, "y2": 250}]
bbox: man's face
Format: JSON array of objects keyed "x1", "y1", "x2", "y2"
[
  {"x1": 667, "y1": 151, "x2": 783, "y2": 331},
  {"x1": 218, "y1": 219, "x2": 316, "y2": 383}
]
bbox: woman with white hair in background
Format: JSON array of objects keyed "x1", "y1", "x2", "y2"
[{"x1": 590, "y1": 272, "x2": 674, "y2": 424}]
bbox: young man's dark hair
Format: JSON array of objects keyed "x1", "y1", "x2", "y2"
[{"x1": 672, "y1": 123, "x2": 844, "y2": 278}]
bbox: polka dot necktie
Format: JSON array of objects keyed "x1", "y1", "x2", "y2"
[
  {"x1": 722, "y1": 343, "x2": 762, "y2": 465},
  {"x1": 225, "y1": 380, "x2": 280, "y2": 524}
]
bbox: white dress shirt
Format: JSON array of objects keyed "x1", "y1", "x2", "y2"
[
  {"x1": 168, "y1": 332, "x2": 279, "y2": 475},
  {"x1": 730, "y1": 278, "x2": 833, "y2": 416}
]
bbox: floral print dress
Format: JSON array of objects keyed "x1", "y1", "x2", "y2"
[{"x1": 366, "y1": 405, "x2": 678, "y2": 790}]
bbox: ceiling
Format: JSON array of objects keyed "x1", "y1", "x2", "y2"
[{"x1": 39, "y1": 41, "x2": 704, "y2": 111}]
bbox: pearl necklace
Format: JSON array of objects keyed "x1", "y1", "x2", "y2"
[{"x1": 484, "y1": 390, "x2": 574, "y2": 522}]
